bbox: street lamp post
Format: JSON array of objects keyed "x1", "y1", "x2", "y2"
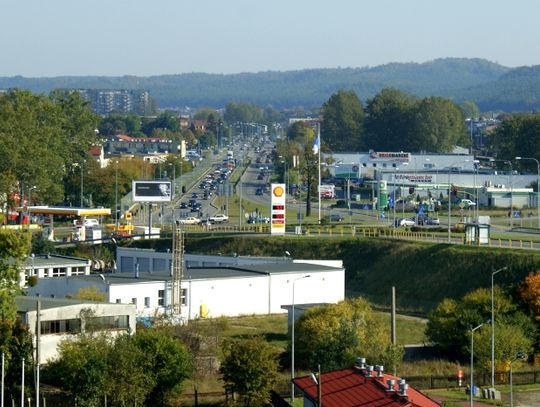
[
  {"x1": 491, "y1": 159, "x2": 513, "y2": 228},
  {"x1": 515, "y1": 157, "x2": 540, "y2": 229},
  {"x1": 291, "y1": 275, "x2": 311, "y2": 403},
  {"x1": 393, "y1": 166, "x2": 398, "y2": 229},
  {"x1": 491, "y1": 266, "x2": 507, "y2": 387},
  {"x1": 80, "y1": 160, "x2": 85, "y2": 207},
  {"x1": 447, "y1": 160, "x2": 470, "y2": 243},
  {"x1": 473, "y1": 160, "x2": 479, "y2": 220},
  {"x1": 114, "y1": 161, "x2": 119, "y2": 227},
  {"x1": 470, "y1": 322, "x2": 487, "y2": 407},
  {"x1": 402, "y1": 162, "x2": 408, "y2": 219}
]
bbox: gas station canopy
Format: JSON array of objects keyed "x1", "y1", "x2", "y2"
[{"x1": 21, "y1": 206, "x2": 111, "y2": 217}]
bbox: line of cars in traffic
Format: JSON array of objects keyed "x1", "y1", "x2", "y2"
[
  {"x1": 395, "y1": 215, "x2": 440, "y2": 227},
  {"x1": 178, "y1": 213, "x2": 229, "y2": 226}
]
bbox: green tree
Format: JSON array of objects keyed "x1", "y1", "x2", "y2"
[
  {"x1": 364, "y1": 88, "x2": 417, "y2": 151},
  {"x1": 142, "y1": 110, "x2": 180, "y2": 135},
  {"x1": 407, "y1": 96, "x2": 467, "y2": 152},
  {"x1": 49, "y1": 89, "x2": 99, "y2": 165},
  {"x1": 460, "y1": 101, "x2": 480, "y2": 119},
  {"x1": 220, "y1": 336, "x2": 280, "y2": 407},
  {"x1": 134, "y1": 328, "x2": 192, "y2": 406},
  {"x1": 295, "y1": 298, "x2": 403, "y2": 372},
  {"x1": 0, "y1": 89, "x2": 98, "y2": 204},
  {"x1": 492, "y1": 114, "x2": 540, "y2": 163},
  {"x1": 321, "y1": 90, "x2": 364, "y2": 152},
  {"x1": 224, "y1": 102, "x2": 263, "y2": 124},
  {"x1": 194, "y1": 107, "x2": 220, "y2": 122},
  {"x1": 473, "y1": 319, "x2": 533, "y2": 375},
  {"x1": 0, "y1": 229, "x2": 31, "y2": 322},
  {"x1": 426, "y1": 287, "x2": 535, "y2": 361},
  {"x1": 1, "y1": 321, "x2": 33, "y2": 402},
  {"x1": 107, "y1": 334, "x2": 155, "y2": 406},
  {"x1": 47, "y1": 335, "x2": 111, "y2": 407}
]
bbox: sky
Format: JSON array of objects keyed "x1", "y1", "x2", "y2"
[{"x1": 2, "y1": 0, "x2": 540, "y2": 77}]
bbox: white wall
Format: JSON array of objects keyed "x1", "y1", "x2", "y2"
[
  {"x1": 181, "y1": 269, "x2": 345, "y2": 319},
  {"x1": 23, "y1": 302, "x2": 135, "y2": 364},
  {"x1": 108, "y1": 280, "x2": 168, "y2": 316}
]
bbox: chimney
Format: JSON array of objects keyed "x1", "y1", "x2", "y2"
[
  {"x1": 355, "y1": 357, "x2": 366, "y2": 369},
  {"x1": 375, "y1": 365, "x2": 384, "y2": 377},
  {"x1": 386, "y1": 379, "x2": 395, "y2": 392},
  {"x1": 365, "y1": 365, "x2": 374, "y2": 377},
  {"x1": 398, "y1": 379, "x2": 408, "y2": 396}
]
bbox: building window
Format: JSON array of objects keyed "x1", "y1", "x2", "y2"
[
  {"x1": 41, "y1": 318, "x2": 81, "y2": 335},
  {"x1": 87, "y1": 315, "x2": 129, "y2": 331},
  {"x1": 116, "y1": 299, "x2": 121, "y2": 304},
  {"x1": 71, "y1": 266, "x2": 86, "y2": 275},
  {"x1": 181, "y1": 289, "x2": 187, "y2": 306},
  {"x1": 52, "y1": 267, "x2": 66, "y2": 277},
  {"x1": 131, "y1": 298, "x2": 137, "y2": 305},
  {"x1": 158, "y1": 290, "x2": 165, "y2": 306},
  {"x1": 372, "y1": 163, "x2": 377, "y2": 167},
  {"x1": 144, "y1": 297, "x2": 150, "y2": 308}
]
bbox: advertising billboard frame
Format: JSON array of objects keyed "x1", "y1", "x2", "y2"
[{"x1": 132, "y1": 180, "x2": 172, "y2": 202}]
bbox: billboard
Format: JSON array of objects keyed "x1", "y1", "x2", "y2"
[
  {"x1": 270, "y1": 183, "x2": 286, "y2": 235},
  {"x1": 132, "y1": 180, "x2": 172, "y2": 202}
]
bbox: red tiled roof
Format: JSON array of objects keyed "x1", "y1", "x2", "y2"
[
  {"x1": 292, "y1": 367, "x2": 441, "y2": 407},
  {"x1": 88, "y1": 146, "x2": 102, "y2": 156}
]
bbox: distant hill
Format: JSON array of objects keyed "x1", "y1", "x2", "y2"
[{"x1": 3, "y1": 58, "x2": 540, "y2": 111}]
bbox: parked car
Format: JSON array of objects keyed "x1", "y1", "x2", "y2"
[
  {"x1": 178, "y1": 217, "x2": 201, "y2": 225},
  {"x1": 397, "y1": 218, "x2": 416, "y2": 227},
  {"x1": 425, "y1": 217, "x2": 440, "y2": 225},
  {"x1": 459, "y1": 199, "x2": 476, "y2": 208},
  {"x1": 329, "y1": 213, "x2": 344, "y2": 222},
  {"x1": 257, "y1": 173, "x2": 264, "y2": 180},
  {"x1": 84, "y1": 218, "x2": 100, "y2": 227},
  {"x1": 209, "y1": 214, "x2": 229, "y2": 223},
  {"x1": 247, "y1": 216, "x2": 270, "y2": 224},
  {"x1": 255, "y1": 188, "x2": 264, "y2": 196},
  {"x1": 178, "y1": 202, "x2": 188, "y2": 209}
]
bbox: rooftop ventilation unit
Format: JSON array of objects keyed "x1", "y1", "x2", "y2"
[
  {"x1": 386, "y1": 379, "x2": 395, "y2": 392},
  {"x1": 398, "y1": 379, "x2": 408, "y2": 396},
  {"x1": 365, "y1": 365, "x2": 374, "y2": 377},
  {"x1": 355, "y1": 357, "x2": 366, "y2": 369},
  {"x1": 375, "y1": 365, "x2": 384, "y2": 377}
]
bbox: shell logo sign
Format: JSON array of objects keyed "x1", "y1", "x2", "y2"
[
  {"x1": 270, "y1": 183, "x2": 286, "y2": 235},
  {"x1": 272, "y1": 185, "x2": 284, "y2": 197}
]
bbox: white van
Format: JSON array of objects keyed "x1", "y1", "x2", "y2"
[{"x1": 84, "y1": 218, "x2": 100, "y2": 227}]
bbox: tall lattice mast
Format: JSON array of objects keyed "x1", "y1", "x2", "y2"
[{"x1": 171, "y1": 221, "x2": 184, "y2": 315}]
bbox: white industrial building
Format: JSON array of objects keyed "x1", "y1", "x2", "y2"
[
  {"x1": 20, "y1": 254, "x2": 91, "y2": 287},
  {"x1": 29, "y1": 254, "x2": 345, "y2": 320},
  {"x1": 16, "y1": 296, "x2": 136, "y2": 364}
]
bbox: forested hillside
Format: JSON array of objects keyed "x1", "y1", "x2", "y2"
[{"x1": 4, "y1": 58, "x2": 539, "y2": 111}]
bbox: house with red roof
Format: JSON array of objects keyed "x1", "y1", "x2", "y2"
[
  {"x1": 88, "y1": 145, "x2": 109, "y2": 168},
  {"x1": 291, "y1": 359, "x2": 441, "y2": 407}
]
